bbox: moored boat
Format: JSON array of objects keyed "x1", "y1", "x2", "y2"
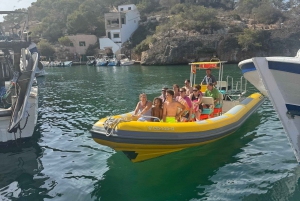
[
  {"x1": 238, "y1": 58, "x2": 268, "y2": 96},
  {"x1": 90, "y1": 60, "x2": 265, "y2": 162},
  {"x1": 118, "y1": 54, "x2": 135, "y2": 66},
  {"x1": 0, "y1": 10, "x2": 39, "y2": 144},
  {"x1": 249, "y1": 56, "x2": 300, "y2": 163},
  {"x1": 48, "y1": 61, "x2": 72, "y2": 67}
]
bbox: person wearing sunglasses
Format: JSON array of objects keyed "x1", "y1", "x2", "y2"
[
  {"x1": 133, "y1": 93, "x2": 153, "y2": 121},
  {"x1": 189, "y1": 85, "x2": 203, "y2": 121},
  {"x1": 163, "y1": 90, "x2": 185, "y2": 123},
  {"x1": 176, "y1": 88, "x2": 193, "y2": 122}
]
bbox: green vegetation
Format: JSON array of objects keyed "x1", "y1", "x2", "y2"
[
  {"x1": 37, "y1": 39, "x2": 55, "y2": 57},
  {"x1": 2, "y1": 0, "x2": 300, "y2": 56},
  {"x1": 238, "y1": 29, "x2": 271, "y2": 51},
  {"x1": 58, "y1": 36, "x2": 71, "y2": 46}
]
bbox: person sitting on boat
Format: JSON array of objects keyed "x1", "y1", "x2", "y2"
[
  {"x1": 201, "y1": 69, "x2": 217, "y2": 86},
  {"x1": 151, "y1": 97, "x2": 163, "y2": 122},
  {"x1": 203, "y1": 83, "x2": 219, "y2": 109},
  {"x1": 176, "y1": 88, "x2": 193, "y2": 122},
  {"x1": 183, "y1": 79, "x2": 193, "y2": 95},
  {"x1": 163, "y1": 90, "x2": 185, "y2": 123},
  {"x1": 159, "y1": 86, "x2": 168, "y2": 102},
  {"x1": 133, "y1": 93, "x2": 153, "y2": 121},
  {"x1": 173, "y1": 84, "x2": 180, "y2": 99},
  {"x1": 189, "y1": 85, "x2": 203, "y2": 121}
]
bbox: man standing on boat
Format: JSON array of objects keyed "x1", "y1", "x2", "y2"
[
  {"x1": 201, "y1": 69, "x2": 217, "y2": 86},
  {"x1": 163, "y1": 90, "x2": 185, "y2": 123}
]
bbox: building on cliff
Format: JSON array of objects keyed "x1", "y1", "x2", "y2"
[{"x1": 99, "y1": 4, "x2": 140, "y2": 55}]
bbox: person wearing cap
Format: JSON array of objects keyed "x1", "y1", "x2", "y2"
[
  {"x1": 159, "y1": 87, "x2": 168, "y2": 102},
  {"x1": 201, "y1": 69, "x2": 217, "y2": 86},
  {"x1": 203, "y1": 83, "x2": 219, "y2": 108}
]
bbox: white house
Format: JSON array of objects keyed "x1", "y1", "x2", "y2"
[{"x1": 99, "y1": 4, "x2": 140, "y2": 54}]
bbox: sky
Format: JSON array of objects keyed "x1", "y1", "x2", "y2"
[{"x1": 0, "y1": 0, "x2": 36, "y2": 21}]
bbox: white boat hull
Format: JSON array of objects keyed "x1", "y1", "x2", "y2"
[
  {"x1": 252, "y1": 57, "x2": 300, "y2": 163},
  {"x1": 0, "y1": 86, "x2": 38, "y2": 143},
  {"x1": 238, "y1": 59, "x2": 268, "y2": 96}
]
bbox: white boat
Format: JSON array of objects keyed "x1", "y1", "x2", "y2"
[
  {"x1": 239, "y1": 51, "x2": 300, "y2": 163},
  {"x1": 0, "y1": 10, "x2": 38, "y2": 144},
  {"x1": 118, "y1": 54, "x2": 135, "y2": 66},
  {"x1": 49, "y1": 61, "x2": 72, "y2": 67},
  {"x1": 0, "y1": 49, "x2": 38, "y2": 144},
  {"x1": 96, "y1": 56, "x2": 109, "y2": 66},
  {"x1": 107, "y1": 57, "x2": 118, "y2": 66},
  {"x1": 86, "y1": 56, "x2": 97, "y2": 66},
  {"x1": 238, "y1": 59, "x2": 268, "y2": 96}
]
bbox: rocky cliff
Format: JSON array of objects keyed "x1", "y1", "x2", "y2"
[{"x1": 138, "y1": 28, "x2": 300, "y2": 65}]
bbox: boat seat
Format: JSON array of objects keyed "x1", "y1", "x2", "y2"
[
  {"x1": 200, "y1": 97, "x2": 214, "y2": 119},
  {"x1": 202, "y1": 97, "x2": 214, "y2": 108},
  {"x1": 216, "y1": 81, "x2": 228, "y2": 91},
  {"x1": 214, "y1": 93, "x2": 223, "y2": 116}
]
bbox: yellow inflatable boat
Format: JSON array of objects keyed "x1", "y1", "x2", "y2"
[{"x1": 91, "y1": 93, "x2": 265, "y2": 162}]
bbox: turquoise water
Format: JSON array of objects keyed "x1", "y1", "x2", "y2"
[{"x1": 1, "y1": 65, "x2": 300, "y2": 201}]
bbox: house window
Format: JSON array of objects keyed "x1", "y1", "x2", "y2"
[
  {"x1": 113, "y1": 33, "x2": 120, "y2": 38},
  {"x1": 79, "y1": 41, "x2": 86, "y2": 46},
  {"x1": 70, "y1": 42, "x2": 74, "y2": 47},
  {"x1": 128, "y1": 7, "x2": 131, "y2": 10},
  {"x1": 120, "y1": 8, "x2": 123, "y2": 11},
  {"x1": 121, "y1": 18, "x2": 125, "y2": 24}
]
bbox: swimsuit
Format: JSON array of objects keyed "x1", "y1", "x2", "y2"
[{"x1": 166, "y1": 117, "x2": 176, "y2": 123}]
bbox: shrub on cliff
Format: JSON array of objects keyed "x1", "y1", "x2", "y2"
[
  {"x1": 238, "y1": 28, "x2": 271, "y2": 51},
  {"x1": 253, "y1": 2, "x2": 283, "y2": 24}
]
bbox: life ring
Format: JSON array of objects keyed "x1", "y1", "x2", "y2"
[{"x1": 191, "y1": 64, "x2": 196, "y2": 74}]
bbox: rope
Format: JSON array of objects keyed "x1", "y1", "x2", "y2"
[{"x1": 103, "y1": 115, "x2": 161, "y2": 136}]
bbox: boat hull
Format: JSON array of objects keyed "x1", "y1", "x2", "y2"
[
  {"x1": 253, "y1": 57, "x2": 300, "y2": 163},
  {"x1": 238, "y1": 59, "x2": 268, "y2": 96},
  {"x1": 0, "y1": 86, "x2": 38, "y2": 143},
  {"x1": 91, "y1": 93, "x2": 265, "y2": 162}
]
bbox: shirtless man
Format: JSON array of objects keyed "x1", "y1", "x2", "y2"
[{"x1": 163, "y1": 90, "x2": 185, "y2": 123}]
